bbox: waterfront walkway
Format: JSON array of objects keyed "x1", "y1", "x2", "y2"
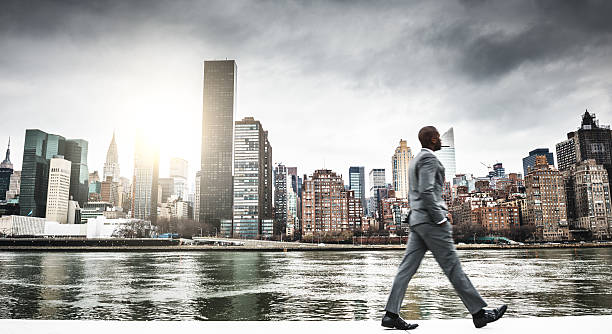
[
  {"x1": 1, "y1": 236, "x2": 612, "y2": 252},
  {"x1": 2, "y1": 316, "x2": 611, "y2": 333},
  {"x1": 1, "y1": 240, "x2": 611, "y2": 251}
]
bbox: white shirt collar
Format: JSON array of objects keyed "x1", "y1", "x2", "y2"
[{"x1": 421, "y1": 148, "x2": 434, "y2": 154}]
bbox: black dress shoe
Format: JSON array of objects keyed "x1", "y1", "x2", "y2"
[
  {"x1": 381, "y1": 315, "x2": 419, "y2": 330},
  {"x1": 472, "y1": 305, "x2": 507, "y2": 328}
]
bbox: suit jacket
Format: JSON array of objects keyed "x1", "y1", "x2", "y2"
[{"x1": 407, "y1": 148, "x2": 448, "y2": 226}]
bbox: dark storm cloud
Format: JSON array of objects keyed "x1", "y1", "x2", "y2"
[
  {"x1": 0, "y1": 1, "x2": 154, "y2": 37},
  {"x1": 1, "y1": 0, "x2": 612, "y2": 175},
  {"x1": 455, "y1": 0, "x2": 612, "y2": 80},
  {"x1": 2, "y1": 0, "x2": 612, "y2": 83}
]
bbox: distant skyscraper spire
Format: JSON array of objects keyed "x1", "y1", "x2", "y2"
[
  {"x1": 103, "y1": 131, "x2": 120, "y2": 182},
  {"x1": 0, "y1": 137, "x2": 12, "y2": 169},
  {"x1": 0, "y1": 137, "x2": 14, "y2": 201}
]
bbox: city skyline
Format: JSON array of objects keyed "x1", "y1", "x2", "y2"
[
  {"x1": 3, "y1": 110, "x2": 608, "y2": 197},
  {"x1": 2, "y1": 1, "x2": 612, "y2": 192}
]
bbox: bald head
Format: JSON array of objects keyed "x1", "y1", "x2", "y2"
[{"x1": 418, "y1": 126, "x2": 441, "y2": 151}]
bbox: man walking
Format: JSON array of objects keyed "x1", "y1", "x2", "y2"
[{"x1": 381, "y1": 126, "x2": 507, "y2": 330}]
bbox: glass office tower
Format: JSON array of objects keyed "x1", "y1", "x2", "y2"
[
  {"x1": 435, "y1": 127, "x2": 457, "y2": 183},
  {"x1": 349, "y1": 166, "x2": 366, "y2": 215},
  {"x1": 65, "y1": 139, "x2": 89, "y2": 206},
  {"x1": 20, "y1": 130, "x2": 65, "y2": 217},
  {"x1": 199, "y1": 60, "x2": 237, "y2": 229}
]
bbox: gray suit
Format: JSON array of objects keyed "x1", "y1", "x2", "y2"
[{"x1": 385, "y1": 148, "x2": 487, "y2": 315}]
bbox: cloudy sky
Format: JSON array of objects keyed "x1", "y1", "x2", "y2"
[{"x1": 1, "y1": 0, "x2": 612, "y2": 191}]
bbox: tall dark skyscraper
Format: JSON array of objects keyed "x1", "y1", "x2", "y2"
[
  {"x1": 523, "y1": 148, "x2": 554, "y2": 176},
  {"x1": 132, "y1": 132, "x2": 159, "y2": 223},
  {"x1": 557, "y1": 110, "x2": 612, "y2": 188},
  {"x1": 20, "y1": 130, "x2": 66, "y2": 217},
  {"x1": 65, "y1": 139, "x2": 89, "y2": 206},
  {"x1": 274, "y1": 164, "x2": 288, "y2": 234},
  {"x1": 199, "y1": 60, "x2": 236, "y2": 229},
  {"x1": 0, "y1": 138, "x2": 13, "y2": 201},
  {"x1": 263, "y1": 131, "x2": 273, "y2": 221}
]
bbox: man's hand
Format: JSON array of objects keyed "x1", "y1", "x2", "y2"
[{"x1": 446, "y1": 213, "x2": 453, "y2": 224}]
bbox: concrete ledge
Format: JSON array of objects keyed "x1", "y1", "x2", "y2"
[
  {"x1": 1, "y1": 242, "x2": 612, "y2": 252},
  {"x1": 1, "y1": 316, "x2": 611, "y2": 334}
]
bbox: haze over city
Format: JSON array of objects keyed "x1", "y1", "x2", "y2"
[{"x1": 2, "y1": 0, "x2": 612, "y2": 188}]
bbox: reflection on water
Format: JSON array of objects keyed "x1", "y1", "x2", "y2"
[{"x1": 0, "y1": 248, "x2": 611, "y2": 320}]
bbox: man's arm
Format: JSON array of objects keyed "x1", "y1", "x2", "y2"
[{"x1": 417, "y1": 156, "x2": 446, "y2": 223}]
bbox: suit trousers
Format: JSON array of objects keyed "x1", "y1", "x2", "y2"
[{"x1": 384, "y1": 222, "x2": 487, "y2": 315}]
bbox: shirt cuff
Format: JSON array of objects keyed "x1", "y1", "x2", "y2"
[{"x1": 437, "y1": 217, "x2": 447, "y2": 225}]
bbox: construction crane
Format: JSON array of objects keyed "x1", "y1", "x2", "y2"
[
  {"x1": 480, "y1": 162, "x2": 492, "y2": 170},
  {"x1": 481, "y1": 162, "x2": 494, "y2": 179}
]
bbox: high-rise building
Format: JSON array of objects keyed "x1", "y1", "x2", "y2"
[
  {"x1": 563, "y1": 159, "x2": 612, "y2": 240},
  {"x1": 158, "y1": 178, "x2": 174, "y2": 203},
  {"x1": 200, "y1": 60, "x2": 236, "y2": 229},
  {"x1": 6, "y1": 170, "x2": 21, "y2": 200},
  {"x1": 64, "y1": 139, "x2": 89, "y2": 206},
  {"x1": 45, "y1": 156, "x2": 71, "y2": 224},
  {"x1": 118, "y1": 177, "x2": 131, "y2": 212},
  {"x1": 491, "y1": 163, "x2": 505, "y2": 178},
  {"x1": 0, "y1": 138, "x2": 13, "y2": 201},
  {"x1": 556, "y1": 138, "x2": 577, "y2": 172},
  {"x1": 19, "y1": 130, "x2": 66, "y2": 217},
  {"x1": 274, "y1": 163, "x2": 288, "y2": 233},
  {"x1": 368, "y1": 168, "x2": 386, "y2": 218},
  {"x1": 194, "y1": 171, "x2": 201, "y2": 221},
  {"x1": 19, "y1": 130, "x2": 87, "y2": 216},
  {"x1": 522, "y1": 148, "x2": 555, "y2": 176},
  {"x1": 302, "y1": 169, "x2": 344, "y2": 235},
  {"x1": 349, "y1": 166, "x2": 366, "y2": 215},
  {"x1": 301, "y1": 169, "x2": 361, "y2": 235},
  {"x1": 103, "y1": 132, "x2": 120, "y2": 182},
  {"x1": 392, "y1": 140, "x2": 413, "y2": 199},
  {"x1": 287, "y1": 167, "x2": 302, "y2": 234},
  {"x1": 132, "y1": 133, "x2": 159, "y2": 223},
  {"x1": 556, "y1": 111, "x2": 612, "y2": 189},
  {"x1": 524, "y1": 156, "x2": 569, "y2": 241},
  {"x1": 170, "y1": 157, "x2": 188, "y2": 200},
  {"x1": 435, "y1": 127, "x2": 456, "y2": 182},
  {"x1": 344, "y1": 189, "x2": 363, "y2": 230},
  {"x1": 232, "y1": 117, "x2": 273, "y2": 239},
  {"x1": 263, "y1": 131, "x2": 273, "y2": 223},
  {"x1": 100, "y1": 176, "x2": 119, "y2": 207},
  {"x1": 369, "y1": 169, "x2": 386, "y2": 196},
  {"x1": 286, "y1": 172, "x2": 299, "y2": 237}
]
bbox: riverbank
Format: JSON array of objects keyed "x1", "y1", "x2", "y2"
[
  {"x1": 1, "y1": 316, "x2": 611, "y2": 334},
  {"x1": 0, "y1": 237, "x2": 611, "y2": 251}
]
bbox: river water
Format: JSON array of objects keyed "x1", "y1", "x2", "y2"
[{"x1": 0, "y1": 248, "x2": 611, "y2": 320}]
